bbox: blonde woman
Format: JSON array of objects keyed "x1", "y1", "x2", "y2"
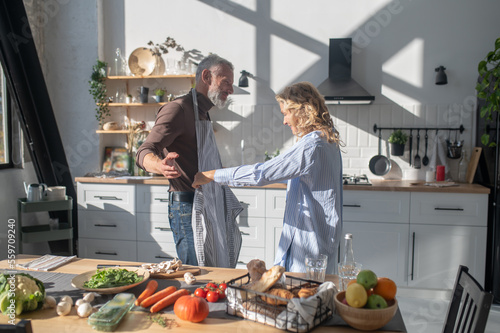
[{"x1": 193, "y1": 81, "x2": 343, "y2": 274}]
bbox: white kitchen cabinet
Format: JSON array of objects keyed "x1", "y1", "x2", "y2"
[
  {"x1": 137, "y1": 241, "x2": 177, "y2": 263},
  {"x1": 408, "y1": 192, "x2": 488, "y2": 288},
  {"x1": 264, "y1": 218, "x2": 283, "y2": 266},
  {"x1": 342, "y1": 221, "x2": 409, "y2": 285},
  {"x1": 79, "y1": 210, "x2": 136, "y2": 240},
  {"x1": 231, "y1": 188, "x2": 266, "y2": 217},
  {"x1": 265, "y1": 189, "x2": 287, "y2": 219},
  {"x1": 136, "y1": 212, "x2": 174, "y2": 243},
  {"x1": 78, "y1": 238, "x2": 137, "y2": 261},
  {"x1": 343, "y1": 190, "x2": 410, "y2": 223},
  {"x1": 77, "y1": 183, "x2": 136, "y2": 212},
  {"x1": 136, "y1": 184, "x2": 169, "y2": 214}
]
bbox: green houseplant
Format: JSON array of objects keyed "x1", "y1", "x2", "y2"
[
  {"x1": 388, "y1": 129, "x2": 408, "y2": 156},
  {"x1": 89, "y1": 60, "x2": 110, "y2": 127},
  {"x1": 154, "y1": 88, "x2": 166, "y2": 103},
  {"x1": 476, "y1": 37, "x2": 500, "y2": 147}
]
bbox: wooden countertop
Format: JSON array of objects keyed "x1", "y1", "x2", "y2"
[
  {"x1": 75, "y1": 176, "x2": 490, "y2": 194},
  {"x1": 0, "y1": 255, "x2": 402, "y2": 333}
]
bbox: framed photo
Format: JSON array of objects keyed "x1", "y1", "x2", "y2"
[{"x1": 102, "y1": 147, "x2": 130, "y2": 172}]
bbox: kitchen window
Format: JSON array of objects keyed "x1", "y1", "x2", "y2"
[{"x1": 0, "y1": 64, "x2": 13, "y2": 169}]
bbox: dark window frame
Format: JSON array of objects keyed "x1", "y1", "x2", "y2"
[{"x1": 0, "y1": 66, "x2": 13, "y2": 169}]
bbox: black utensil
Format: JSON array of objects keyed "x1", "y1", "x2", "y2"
[
  {"x1": 369, "y1": 131, "x2": 391, "y2": 176},
  {"x1": 414, "y1": 130, "x2": 421, "y2": 169},
  {"x1": 409, "y1": 129, "x2": 413, "y2": 166},
  {"x1": 422, "y1": 129, "x2": 429, "y2": 166}
]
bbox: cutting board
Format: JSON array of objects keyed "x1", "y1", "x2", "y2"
[
  {"x1": 466, "y1": 147, "x2": 482, "y2": 184},
  {"x1": 150, "y1": 266, "x2": 201, "y2": 279}
]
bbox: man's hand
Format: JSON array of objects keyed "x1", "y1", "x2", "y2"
[
  {"x1": 192, "y1": 170, "x2": 216, "y2": 188},
  {"x1": 158, "y1": 152, "x2": 181, "y2": 178}
]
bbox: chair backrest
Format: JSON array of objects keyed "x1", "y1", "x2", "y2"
[{"x1": 442, "y1": 265, "x2": 493, "y2": 333}]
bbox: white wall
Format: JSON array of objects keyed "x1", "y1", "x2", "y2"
[{"x1": 2, "y1": 0, "x2": 500, "y2": 251}]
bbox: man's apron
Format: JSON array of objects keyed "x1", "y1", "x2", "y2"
[{"x1": 191, "y1": 89, "x2": 243, "y2": 268}]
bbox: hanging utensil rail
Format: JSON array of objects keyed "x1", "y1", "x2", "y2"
[{"x1": 373, "y1": 124, "x2": 464, "y2": 134}]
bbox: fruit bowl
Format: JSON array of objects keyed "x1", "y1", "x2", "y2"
[{"x1": 334, "y1": 291, "x2": 398, "y2": 331}]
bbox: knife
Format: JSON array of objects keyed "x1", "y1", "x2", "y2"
[
  {"x1": 408, "y1": 129, "x2": 413, "y2": 166},
  {"x1": 97, "y1": 264, "x2": 142, "y2": 269}
]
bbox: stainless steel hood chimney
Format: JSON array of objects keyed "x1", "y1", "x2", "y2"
[{"x1": 317, "y1": 38, "x2": 375, "y2": 105}]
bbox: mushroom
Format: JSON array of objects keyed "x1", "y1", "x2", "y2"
[
  {"x1": 83, "y1": 292, "x2": 95, "y2": 303},
  {"x1": 184, "y1": 272, "x2": 196, "y2": 285},
  {"x1": 56, "y1": 301, "x2": 71, "y2": 316},
  {"x1": 77, "y1": 302, "x2": 93, "y2": 318},
  {"x1": 42, "y1": 296, "x2": 57, "y2": 309},
  {"x1": 60, "y1": 295, "x2": 73, "y2": 306},
  {"x1": 75, "y1": 299, "x2": 87, "y2": 308}
]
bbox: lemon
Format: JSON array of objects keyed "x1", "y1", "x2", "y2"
[{"x1": 345, "y1": 283, "x2": 368, "y2": 308}]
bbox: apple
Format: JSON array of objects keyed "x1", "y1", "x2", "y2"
[
  {"x1": 365, "y1": 294, "x2": 388, "y2": 309},
  {"x1": 356, "y1": 269, "x2": 378, "y2": 290}
]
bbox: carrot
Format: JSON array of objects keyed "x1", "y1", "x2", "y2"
[
  {"x1": 140, "y1": 285, "x2": 177, "y2": 308},
  {"x1": 150, "y1": 289, "x2": 190, "y2": 313},
  {"x1": 135, "y1": 280, "x2": 159, "y2": 306}
]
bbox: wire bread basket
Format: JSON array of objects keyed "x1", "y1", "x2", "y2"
[{"x1": 226, "y1": 273, "x2": 336, "y2": 333}]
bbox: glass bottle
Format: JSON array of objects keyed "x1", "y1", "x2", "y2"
[
  {"x1": 458, "y1": 149, "x2": 468, "y2": 183},
  {"x1": 338, "y1": 233, "x2": 358, "y2": 290},
  {"x1": 114, "y1": 48, "x2": 125, "y2": 76}
]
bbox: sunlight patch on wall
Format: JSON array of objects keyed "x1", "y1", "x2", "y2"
[
  {"x1": 381, "y1": 85, "x2": 420, "y2": 110},
  {"x1": 382, "y1": 38, "x2": 424, "y2": 88},
  {"x1": 270, "y1": 35, "x2": 321, "y2": 92}
]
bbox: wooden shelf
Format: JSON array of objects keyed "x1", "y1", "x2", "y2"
[
  {"x1": 106, "y1": 74, "x2": 195, "y2": 80},
  {"x1": 106, "y1": 102, "x2": 168, "y2": 107},
  {"x1": 96, "y1": 129, "x2": 151, "y2": 134}
]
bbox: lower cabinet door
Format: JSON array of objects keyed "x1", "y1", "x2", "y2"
[
  {"x1": 78, "y1": 239, "x2": 137, "y2": 261},
  {"x1": 236, "y1": 215, "x2": 265, "y2": 248},
  {"x1": 343, "y1": 222, "x2": 409, "y2": 286},
  {"x1": 409, "y1": 224, "x2": 487, "y2": 289},
  {"x1": 137, "y1": 241, "x2": 178, "y2": 263},
  {"x1": 79, "y1": 210, "x2": 136, "y2": 240},
  {"x1": 264, "y1": 218, "x2": 283, "y2": 266},
  {"x1": 236, "y1": 247, "x2": 266, "y2": 269},
  {"x1": 136, "y1": 213, "x2": 174, "y2": 243}
]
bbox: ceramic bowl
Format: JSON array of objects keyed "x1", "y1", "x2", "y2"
[{"x1": 334, "y1": 291, "x2": 398, "y2": 331}]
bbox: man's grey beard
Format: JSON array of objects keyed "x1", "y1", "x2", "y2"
[{"x1": 208, "y1": 89, "x2": 229, "y2": 109}]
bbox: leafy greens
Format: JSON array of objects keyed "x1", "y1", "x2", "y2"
[{"x1": 83, "y1": 268, "x2": 143, "y2": 289}]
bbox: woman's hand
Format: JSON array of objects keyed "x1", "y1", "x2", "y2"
[{"x1": 192, "y1": 170, "x2": 216, "y2": 188}]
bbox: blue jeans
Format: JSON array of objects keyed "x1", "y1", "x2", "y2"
[{"x1": 168, "y1": 200, "x2": 198, "y2": 266}]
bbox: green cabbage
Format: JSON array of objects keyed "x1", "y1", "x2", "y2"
[{"x1": 0, "y1": 273, "x2": 46, "y2": 315}]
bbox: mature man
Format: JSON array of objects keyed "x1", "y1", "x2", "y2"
[{"x1": 136, "y1": 54, "x2": 242, "y2": 267}]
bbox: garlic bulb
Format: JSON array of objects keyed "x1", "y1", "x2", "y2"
[
  {"x1": 184, "y1": 272, "x2": 196, "y2": 285},
  {"x1": 60, "y1": 295, "x2": 73, "y2": 306},
  {"x1": 42, "y1": 296, "x2": 57, "y2": 309},
  {"x1": 77, "y1": 302, "x2": 93, "y2": 318},
  {"x1": 56, "y1": 301, "x2": 71, "y2": 316}
]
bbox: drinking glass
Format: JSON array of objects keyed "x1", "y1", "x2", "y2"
[
  {"x1": 305, "y1": 254, "x2": 328, "y2": 282},
  {"x1": 337, "y1": 262, "x2": 362, "y2": 291}
]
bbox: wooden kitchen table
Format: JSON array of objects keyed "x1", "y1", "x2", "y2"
[{"x1": 0, "y1": 255, "x2": 406, "y2": 332}]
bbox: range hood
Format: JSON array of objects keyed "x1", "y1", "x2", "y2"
[{"x1": 317, "y1": 38, "x2": 375, "y2": 105}]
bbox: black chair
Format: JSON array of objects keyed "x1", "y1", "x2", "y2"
[{"x1": 442, "y1": 265, "x2": 493, "y2": 333}]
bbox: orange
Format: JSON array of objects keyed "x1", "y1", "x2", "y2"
[
  {"x1": 346, "y1": 279, "x2": 357, "y2": 288},
  {"x1": 372, "y1": 277, "x2": 397, "y2": 301}
]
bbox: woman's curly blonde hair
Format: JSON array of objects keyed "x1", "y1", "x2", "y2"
[{"x1": 275, "y1": 81, "x2": 341, "y2": 145}]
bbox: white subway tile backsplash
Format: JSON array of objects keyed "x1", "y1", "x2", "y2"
[{"x1": 214, "y1": 103, "x2": 473, "y2": 181}]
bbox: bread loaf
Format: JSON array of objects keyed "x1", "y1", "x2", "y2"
[
  {"x1": 260, "y1": 288, "x2": 294, "y2": 305},
  {"x1": 298, "y1": 287, "x2": 318, "y2": 298},
  {"x1": 246, "y1": 259, "x2": 267, "y2": 282},
  {"x1": 243, "y1": 265, "x2": 285, "y2": 293}
]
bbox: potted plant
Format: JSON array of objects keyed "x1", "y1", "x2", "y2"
[
  {"x1": 88, "y1": 60, "x2": 110, "y2": 127},
  {"x1": 126, "y1": 94, "x2": 132, "y2": 104},
  {"x1": 388, "y1": 129, "x2": 408, "y2": 156},
  {"x1": 476, "y1": 37, "x2": 500, "y2": 147},
  {"x1": 154, "y1": 88, "x2": 166, "y2": 103}
]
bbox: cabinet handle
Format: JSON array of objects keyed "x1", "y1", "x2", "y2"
[
  {"x1": 94, "y1": 196, "x2": 122, "y2": 201},
  {"x1": 154, "y1": 227, "x2": 172, "y2": 232},
  {"x1": 240, "y1": 231, "x2": 250, "y2": 235},
  {"x1": 155, "y1": 255, "x2": 174, "y2": 259},
  {"x1": 434, "y1": 207, "x2": 464, "y2": 211},
  {"x1": 343, "y1": 204, "x2": 361, "y2": 208},
  {"x1": 94, "y1": 224, "x2": 117, "y2": 228},
  {"x1": 154, "y1": 198, "x2": 169, "y2": 202},
  {"x1": 411, "y1": 232, "x2": 415, "y2": 281},
  {"x1": 95, "y1": 251, "x2": 117, "y2": 256}
]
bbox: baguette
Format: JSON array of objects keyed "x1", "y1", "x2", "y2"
[{"x1": 243, "y1": 265, "x2": 285, "y2": 293}]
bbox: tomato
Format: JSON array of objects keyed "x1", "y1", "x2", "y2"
[
  {"x1": 206, "y1": 290, "x2": 219, "y2": 303},
  {"x1": 216, "y1": 288, "x2": 226, "y2": 300},
  {"x1": 194, "y1": 288, "x2": 207, "y2": 298},
  {"x1": 218, "y1": 283, "x2": 227, "y2": 291},
  {"x1": 206, "y1": 282, "x2": 218, "y2": 289}
]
